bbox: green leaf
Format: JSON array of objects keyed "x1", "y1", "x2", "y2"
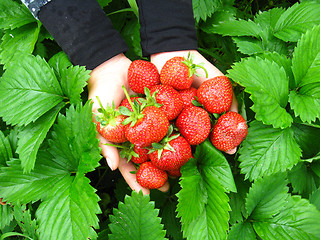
[
  {"x1": 292, "y1": 25, "x2": 320, "y2": 88},
  {"x1": 232, "y1": 36, "x2": 264, "y2": 55},
  {"x1": 292, "y1": 122, "x2": 320, "y2": 159},
  {"x1": 210, "y1": 18, "x2": 262, "y2": 37},
  {"x1": 36, "y1": 174, "x2": 101, "y2": 240},
  {"x1": 229, "y1": 175, "x2": 251, "y2": 225},
  {"x1": 227, "y1": 56, "x2": 293, "y2": 129},
  {"x1": 253, "y1": 195, "x2": 320, "y2": 240},
  {"x1": 245, "y1": 173, "x2": 289, "y2": 219},
  {"x1": 289, "y1": 85, "x2": 320, "y2": 124},
  {"x1": 310, "y1": 187, "x2": 320, "y2": 211},
  {"x1": 0, "y1": 152, "x2": 68, "y2": 204},
  {"x1": 0, "y1": 130, "x2": 12, "y2": 166},
  {"x1": 192, "y1": 0, "x2": 221, "y2": 22},
  {"x1": 228, "y1": 221, "x2": 256, "y2": 240},
  {"x1": 48, "y1": 51, "x2": 72, "y2": 78},
  {"x1": 0, "y1": 0, "x2": 35, "y2": 30},
  {"x1": 0, "y1": 204, "x2": 14, "y2": 230},
  {"x1": 159, "y1": 197, "x2": 183, "y2": 240},
  {"x1": 0, "y1": 54, "x2": 64, "y2": 126},
  {"x1": 176, "y1": 158, "x2": 208, "y2": 224},
  {"x1": 274, "y1": 2, "x2": 320, "y2": 42},
  {"x1": 48, "y1": 102, "x2": 101, "y2": 174},
  {"x1": 288, "y1": 163, "x2": 320, "y2": 198},
  {"x1": 13, "y1": 204, "x2": 38, "y2": 240},
  {"x1": 177, "y1": 140, "x2": 232, "y2": 240},
  {"x1": 239, "y1": 121, "x2": 302, "y2": 181},
  {"x1": 17, "y1": 102, "x2": 65, "y2": 173},
  {"x1": 108, "y1": 191, "x2": 167, "y2": 240},
  {"x1": 195, "y1": 140, "x2": 236, "y2": 193},
  {"x1": 254, "y1": 7, "x2": 285, "y2": 30},
  {"x1": 289, "y1": 25, "x2": 320, "y2": 123},
  {"x1": 60, "y1": 66, "x2": 90, "y2": 105},
  {"x1": 0, "y1": 22, "x2": 41, "y2": 66}
]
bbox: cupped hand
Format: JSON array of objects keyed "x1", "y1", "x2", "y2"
[
  {"x1": 151, "y1": 50, "x2": 238, "y2": 154},
  {"x1": 88, "y1": 53, "x2": 169, "y2": 195}
]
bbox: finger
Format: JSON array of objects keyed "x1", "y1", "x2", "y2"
[
  {"x1": 118, "y1": 157, "x2": 150, "y2": 195},
  {"x1": 98, "y1": 134, "x2": 120, "y2": 171},
  {"x1": 225, "y1": 147, "x2": 237, "y2": 155},
  {"x1": 158, "y1": 181, "x2": 170, "y2": 192},
  {"x1": 229, "y1": 94, "x2": 239, "y2": 113}
]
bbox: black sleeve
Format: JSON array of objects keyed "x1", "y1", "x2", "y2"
[
  {"x1": 38, "y1": 0, "x2": 128, "y2": 70},
  {"x1": 137, "y1": 0, "x2": 198, "y2": 57}
]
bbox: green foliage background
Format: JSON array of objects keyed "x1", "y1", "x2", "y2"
[{"x1": 0, "y1": 0, "x2": 320, "y2": 239}]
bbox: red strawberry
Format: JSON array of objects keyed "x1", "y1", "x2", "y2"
[
  {"x1": 149, "y1": 134, "x2": 192, "y2": 171},
  {"x1": 210, "y1": 111, "x2": 248, "y2": 152},
  {"x1": 150, "y1": 84, "x2": 184, "y2": 120},
  {"x1": 167, "y1": 168, "x2": 181, "y2": 178},
  {"x1": 95, "y1": 98, "x2": 127, "y2": 143},
  {"x1": 128, "y1": 60, "x2": 160, "y2": 94},
  {"x1": 96, "y1": 115, "x2": 127, "y2": 143},
  {"x1": 136, "y1": 161, "x2": 168, "y2": 189},
  {"x1": 160, "y1": 53, "x2": 207, "y2": 90},
  {"x1": 131, "y1": 145, "x2": 149, "y2": 164},
  {"x1": 175, "y1": 106, "x2": 211, "y2": 145},
  {"x1": 197, "y1": 76, "x2": 233, "y2": 114},
  {"x1": 179, "y1": 87, "x2": 197, "y2": 109},
  {"x1": 124, "y1": 106, "x2": 169, "y2": 147}
]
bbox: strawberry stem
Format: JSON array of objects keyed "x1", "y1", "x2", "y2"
[{"x1": 182, "y1": 52, "x2": 208, "y2": 79}]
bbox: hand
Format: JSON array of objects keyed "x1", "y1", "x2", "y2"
[
  {"x1": 88, "y1": 53, "x2": 169, "y2": 194},
  {"x1": 151, "y1": 50, "x2": 239, "y2": 154}
]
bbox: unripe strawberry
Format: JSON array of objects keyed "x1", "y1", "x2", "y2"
[
  {"x1": 210, "y1": 111, "x2": 248, "y2": 152},
  {"x1": 197, "y1": 76, "x2": 233, "y2": 114},
  {"x1": 175, "y1": 106, "x2": 211, "y2": 145},
  {"x1": 136, "y1": 161, "x2": 168, "y2": 189},
  {"x1": 150, "y1": 84, "x2": 184, "y2": 120},
  {"x1": 179, "y1": 87, "x2": 197, "y2": 109},
  {"x1": 128, "y1": 60, "x2": 160, "y2": 94}
]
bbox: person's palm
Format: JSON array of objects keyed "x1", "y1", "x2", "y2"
[{"x1": 88, "y1": 53, "x2": 169, "y2": 195}]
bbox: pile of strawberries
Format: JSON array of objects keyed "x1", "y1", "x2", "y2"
[{"x1": 95, "y1": 54, "x2": 248, "y2": 190}]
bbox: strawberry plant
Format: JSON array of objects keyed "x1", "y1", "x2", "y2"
[{"x1": 1, "y1": 0, "x2": 320, "y2": 240}]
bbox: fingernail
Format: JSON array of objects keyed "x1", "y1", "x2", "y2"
[{"x1": 106, "y1": 158, "x2": 114, "y2": 171}]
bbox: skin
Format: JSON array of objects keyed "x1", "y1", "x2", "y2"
[{"x1": 87, "y1": 50, "x2": 238, "y2": 195}]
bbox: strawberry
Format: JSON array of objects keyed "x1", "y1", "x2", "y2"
[
  {"x1": 128, "y1": 60, "x2": 160, "y2": 94},
  {"x1": 149, "y1": 84, "x2": 184, "y2": 120},
  {"x1": 210, "y1": 111, "x2": 248, "y2": 152},
  {"x1": 179, "y1": 87, "x2": 197, "y2": 109},
  {"x1": 175, "y1": 106, "x2": 211, "y2": 145},
  {"x1": 160, "y1": 53, "x2": 208, "y2": 90},
  {"x1": 167, "y1": 168, "x2": 181, "y2": 178},
  {"x1": 149, "y1": 130, "x2": 192, "y2": 171},
  {"x1": 197, "y1": 76, "x2": 233, "y2": 114},
  {"x1": 131, "y1": 145, "x2": 149, "y2": 164},
  {"x1": 95, "y1": 98, "x2": 127, "y2": 143},
  {"x1": 124, "y1": 106, "x2": 169, "y2": 147},
  {"x1": 136, "y1": 161, "x2": 168, "y2": 189},
  {"x1": 120, "y1": 86, "x2": 169, "y2": 147}
]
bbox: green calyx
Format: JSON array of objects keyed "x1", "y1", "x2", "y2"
[
  {"x1": 119, "y1": 85, "x2": 144, "y2": 127},
  {"x1": 148, "y1": 125, "x2": 179, "y2": 159},
  {"x1": 104, "y1": 141, "x2": 139, "y2": 162},
  {"x1": 95, "y1": 96, "x2": 120, "y2": 127},
  {"x1": 182, "y1": 52, "x2": 208, "y2": 78}
]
